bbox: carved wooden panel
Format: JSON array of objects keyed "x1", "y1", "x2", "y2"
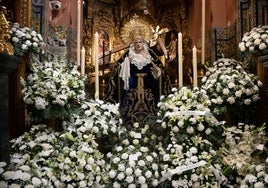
[
  {"x1": 19, "y1": 0, "x2": 32, "y2": 26},
  {"x1": 213, "y1": 24, "x2": 237, "y2": 60}
]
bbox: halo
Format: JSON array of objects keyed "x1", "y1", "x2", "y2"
[{"x1": 120, "y1": 17, "x2": 153, "y2": 44}]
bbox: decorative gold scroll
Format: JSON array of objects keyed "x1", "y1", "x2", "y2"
[{"x1": 0, "y1": 5, "x2": 14, "y2": 55}]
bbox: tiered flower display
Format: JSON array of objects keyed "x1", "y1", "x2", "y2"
[
  {"x1": 200, "y1": 58, "x2": 262, "y2": 123},
  {"x1": 0, "y1": 88, "x2": 267, "y2": 187},
  {"x1": 10, "y1": 22, "x2": 46, "y2": 56},
  {"x1": 155, "y1": 87, "x2": 228, "y2": 187},
  {"x1": 239, "y1": 25, "x2": 268, "y2": 56},
  {"x1": 0, "y1": 125, "x2": 110, "y2": 187},
  {"x1": 65, "y1": 99, "x2": 123, "y2": 153},
  {"x1": 21, "y1": 58, "x2": 86, "y2": 124},
  {"x1": 0, "y1": 99, "x2": 124, "y2": 187},
  {"x1": 105, "y1": 124, "x2": 161, "y2": 187}
]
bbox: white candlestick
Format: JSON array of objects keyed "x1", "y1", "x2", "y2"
[
  {"x1": 81, "y1": 47, "x2": 85, "y2": 76},
  {"x1": 77, "y1": 0, "x2": 81, "y2": 66},
  {"x1": 94, "y1": 32, "x2": 99, "y2": 99},
  {"x1": 178, "y1": 32, "x2": 183, "y2": 88},
  {"x1": 192, "y1": 46, "x2": 198, "y2": 88},
  {"x1": 201, "y1": 0, "x2": 205, "y2": 65}
]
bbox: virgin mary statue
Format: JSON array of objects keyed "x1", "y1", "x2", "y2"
[{"x1": 105, "y1": 18, "x2": 171, "y2": 127}]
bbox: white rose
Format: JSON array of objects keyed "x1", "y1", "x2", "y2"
[
  {"x1": 138, "y1": 160, "x2": 145, "y2": 167},
  {"x1": 246, "y1": 41, "x2": 252, "y2": 47},
  {"x1": 31, "y1": 177, "x2": 42, "y2": 186},
  {"x1": 134, "y1": 169, "x2": 142, "y2": 176},
  {"x1": 254, "y1": 38, "x2": 261, "y2": 45},
  {"x1": 228, "y1": 82, "x2": 235, "y2": 89},
  {"x1": 223, "y1": 88, "x2": 230, "y2": 95},
  {"x1": 118, "y1": 164, "x2": 125, "y2": 171},
  {"x1": 12, "y1": 36, "x2": 19, "y2": 43},
  {"x1": 125, "y1": 167, "x2": 133, "y2": 176},
  {"x1": 172, "y1": 126, "x2": 179, "y2": 133},
  {"x1": 186, "y1": 126, "x2": 194, "y2": 134},
  {"x1": 145, "y1": 170, "x2": 152, "y2": 178},
  {"x1": 21, "y1": 44, "x2": 28, "y2": 50},
  {"x1": 112, "y1": 157, "x2": 120, "y2": 164},
  {"x1": 239, "y1": 42, "x2": 246, "y2": 52},
  {"x1": 205, "y1": 128, "x2": 212, "y2": 135},
  {"x1": 197, "y1": 123, "x2": 205, "y2": 131},
  {"x1": 138, "y1": 176, "x2": 146, "y2": 184},
  {"x1": 122, "y1": 153, "x2": 128, "y2": 160},
  {"x1": 216, "y1": 96, "x2": 223, "y2": 104},
  {"x1": 133, "y1": 139, "x2": 139, "y2": 145},
  {"x1": 227, "y1": 97, "x2": 235, "y2": 104},
  {"x1": 249, "y1": 46, "x2": 255, "y2": 52},
  {"x1": 244, "y1": 99, "x2": 251, "y2": 105},
  {"x1": 235, "y1": 90, "x2": 242, "y2": 98},
  {"x1": 117, "y1": 172, "x2": 125, "y2": 180},
  {"x1": 259, "y1": 43, "x2": 267, "y2": 50},
  {"x1": 252, "y1": 94, "x2": 260, "y2": 102},
  {"x1": 126, "y1": 176, "x2": 134, "y2": 183},
  {"x1": 245, "y1": 88, "x2": 253, "y2": 95}
]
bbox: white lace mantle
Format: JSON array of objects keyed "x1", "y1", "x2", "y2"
[{"x1": 119, "y1": 49, "x2": 152, "y2": 90}]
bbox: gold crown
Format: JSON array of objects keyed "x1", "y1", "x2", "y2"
[{"x1": 120, "y1": 16, "x2": 153, "y2": 44}]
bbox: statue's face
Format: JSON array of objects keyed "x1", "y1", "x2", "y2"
[{"x1": 134, "y1": 39, "x2": 144, "y2": 52}]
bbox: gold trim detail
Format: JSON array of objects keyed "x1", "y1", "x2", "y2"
[
  {"x1": 120, "y1": 16, "x2": 153, "y2": 44},
  {"x1": 0, "y1": 6, "x2": 14, "y2": 55},
  {"x1": 20, "y1": 0, "x2": 32, "y2": 27}
]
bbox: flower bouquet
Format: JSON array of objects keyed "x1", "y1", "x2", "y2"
[
  {"x1": 200, "y1": 58, "x2": 262, "y2": 124},
  {"x1": 219, "y1": 124, "x2": 268, "y2": 186},
  {"x1": 239, "y1": 25, "x2": 268, "y2": 56},
  {"x1": 155, "y1": 87, "x2": 228, "y2": 187},
  {"x1": 9, "y1": 23, "x2": 46, "y2": 57},
  {"x1": 105, "y1": 124, "x2": 161, "y2": 187},
  {"x1": 21, "y1": 58, "x2": 86, "y2": 127},
  {"x1": 0, "y1": 124, "x2": 110, "y2": 187},
  {"x1": 64, "y1": 99, "x2": 123, "y2": 153}
]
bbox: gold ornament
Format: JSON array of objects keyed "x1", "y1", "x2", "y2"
[
  {"x1": 120, "y1": 16, "x2": 153, "y2": 44},
  {"x1": 0, "y1": 6, "x2": 14, "y2": 55}
]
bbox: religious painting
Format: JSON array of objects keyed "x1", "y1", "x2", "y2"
[{"x1": 98, "y1": 29, "x2": 110, "y2": 65}]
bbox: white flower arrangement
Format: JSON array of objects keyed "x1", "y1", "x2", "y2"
[
  {"x1": 219, "y1": 124, "x2": 268, "y2": 186},
  {"x1": 239, "y1": 25, "x2": 268, "y2": 56},
  {"x1": 10, "y1": 22, "x2": 46, "y2": 56},
  {"x1": 0, "y1": 86, "x2": 268, "y2": 187},
  {"x1": 21, "y1": 58, "x2": 86, "y2": 123},
  {"x1": 1, "y1": 56, "x2": 267, "y2": 187},
  {"x1": 105, "y1": 123, "x2": 161, "y2": 187},
  {"x1": 155, "y1": 87, "x2": 228, "y2": 187},
  {"x1": 64, "y1": 99, "x2": 123, "y2": 153},
  {"x1": 0, "y1": 124, "x2": 110, "y2": 187},
  {"x1": 201, "y1": 58, "x2": 262, "y2": 123},
  {"x1": 240, "y1": 164, "x2": 268, "y2": 187}
]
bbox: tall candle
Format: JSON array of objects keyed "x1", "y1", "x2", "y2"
[
  {"x1": 192, "y1": 46, "x2": 198, "y2": 88},
  {"x1": 81, "y1": 47, "x2": 85, "y2": 76},
  {"x1": 77, "y1": 0, "x2": 81, "y2": 66},
  {"x1": 178, "y1": 32, "x2": 183, "y2": 88},
  {"x1": 201, "y1": 0, "x2": 205, "y2": 65},
  {"x1": 94, "y1": 32, "x2": 99, "y2": 99}
]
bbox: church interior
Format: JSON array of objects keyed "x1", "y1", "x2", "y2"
[{"x1": 1, "y1": 0, "x2": 268, "y2": 187}]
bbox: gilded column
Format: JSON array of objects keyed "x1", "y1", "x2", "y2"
[
  {"x1": 0, "y1": 5, "x2": 14, "y2": 55},
  {"x1": 19, "y1": 0, "x2": 32, "y2": 27}
]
